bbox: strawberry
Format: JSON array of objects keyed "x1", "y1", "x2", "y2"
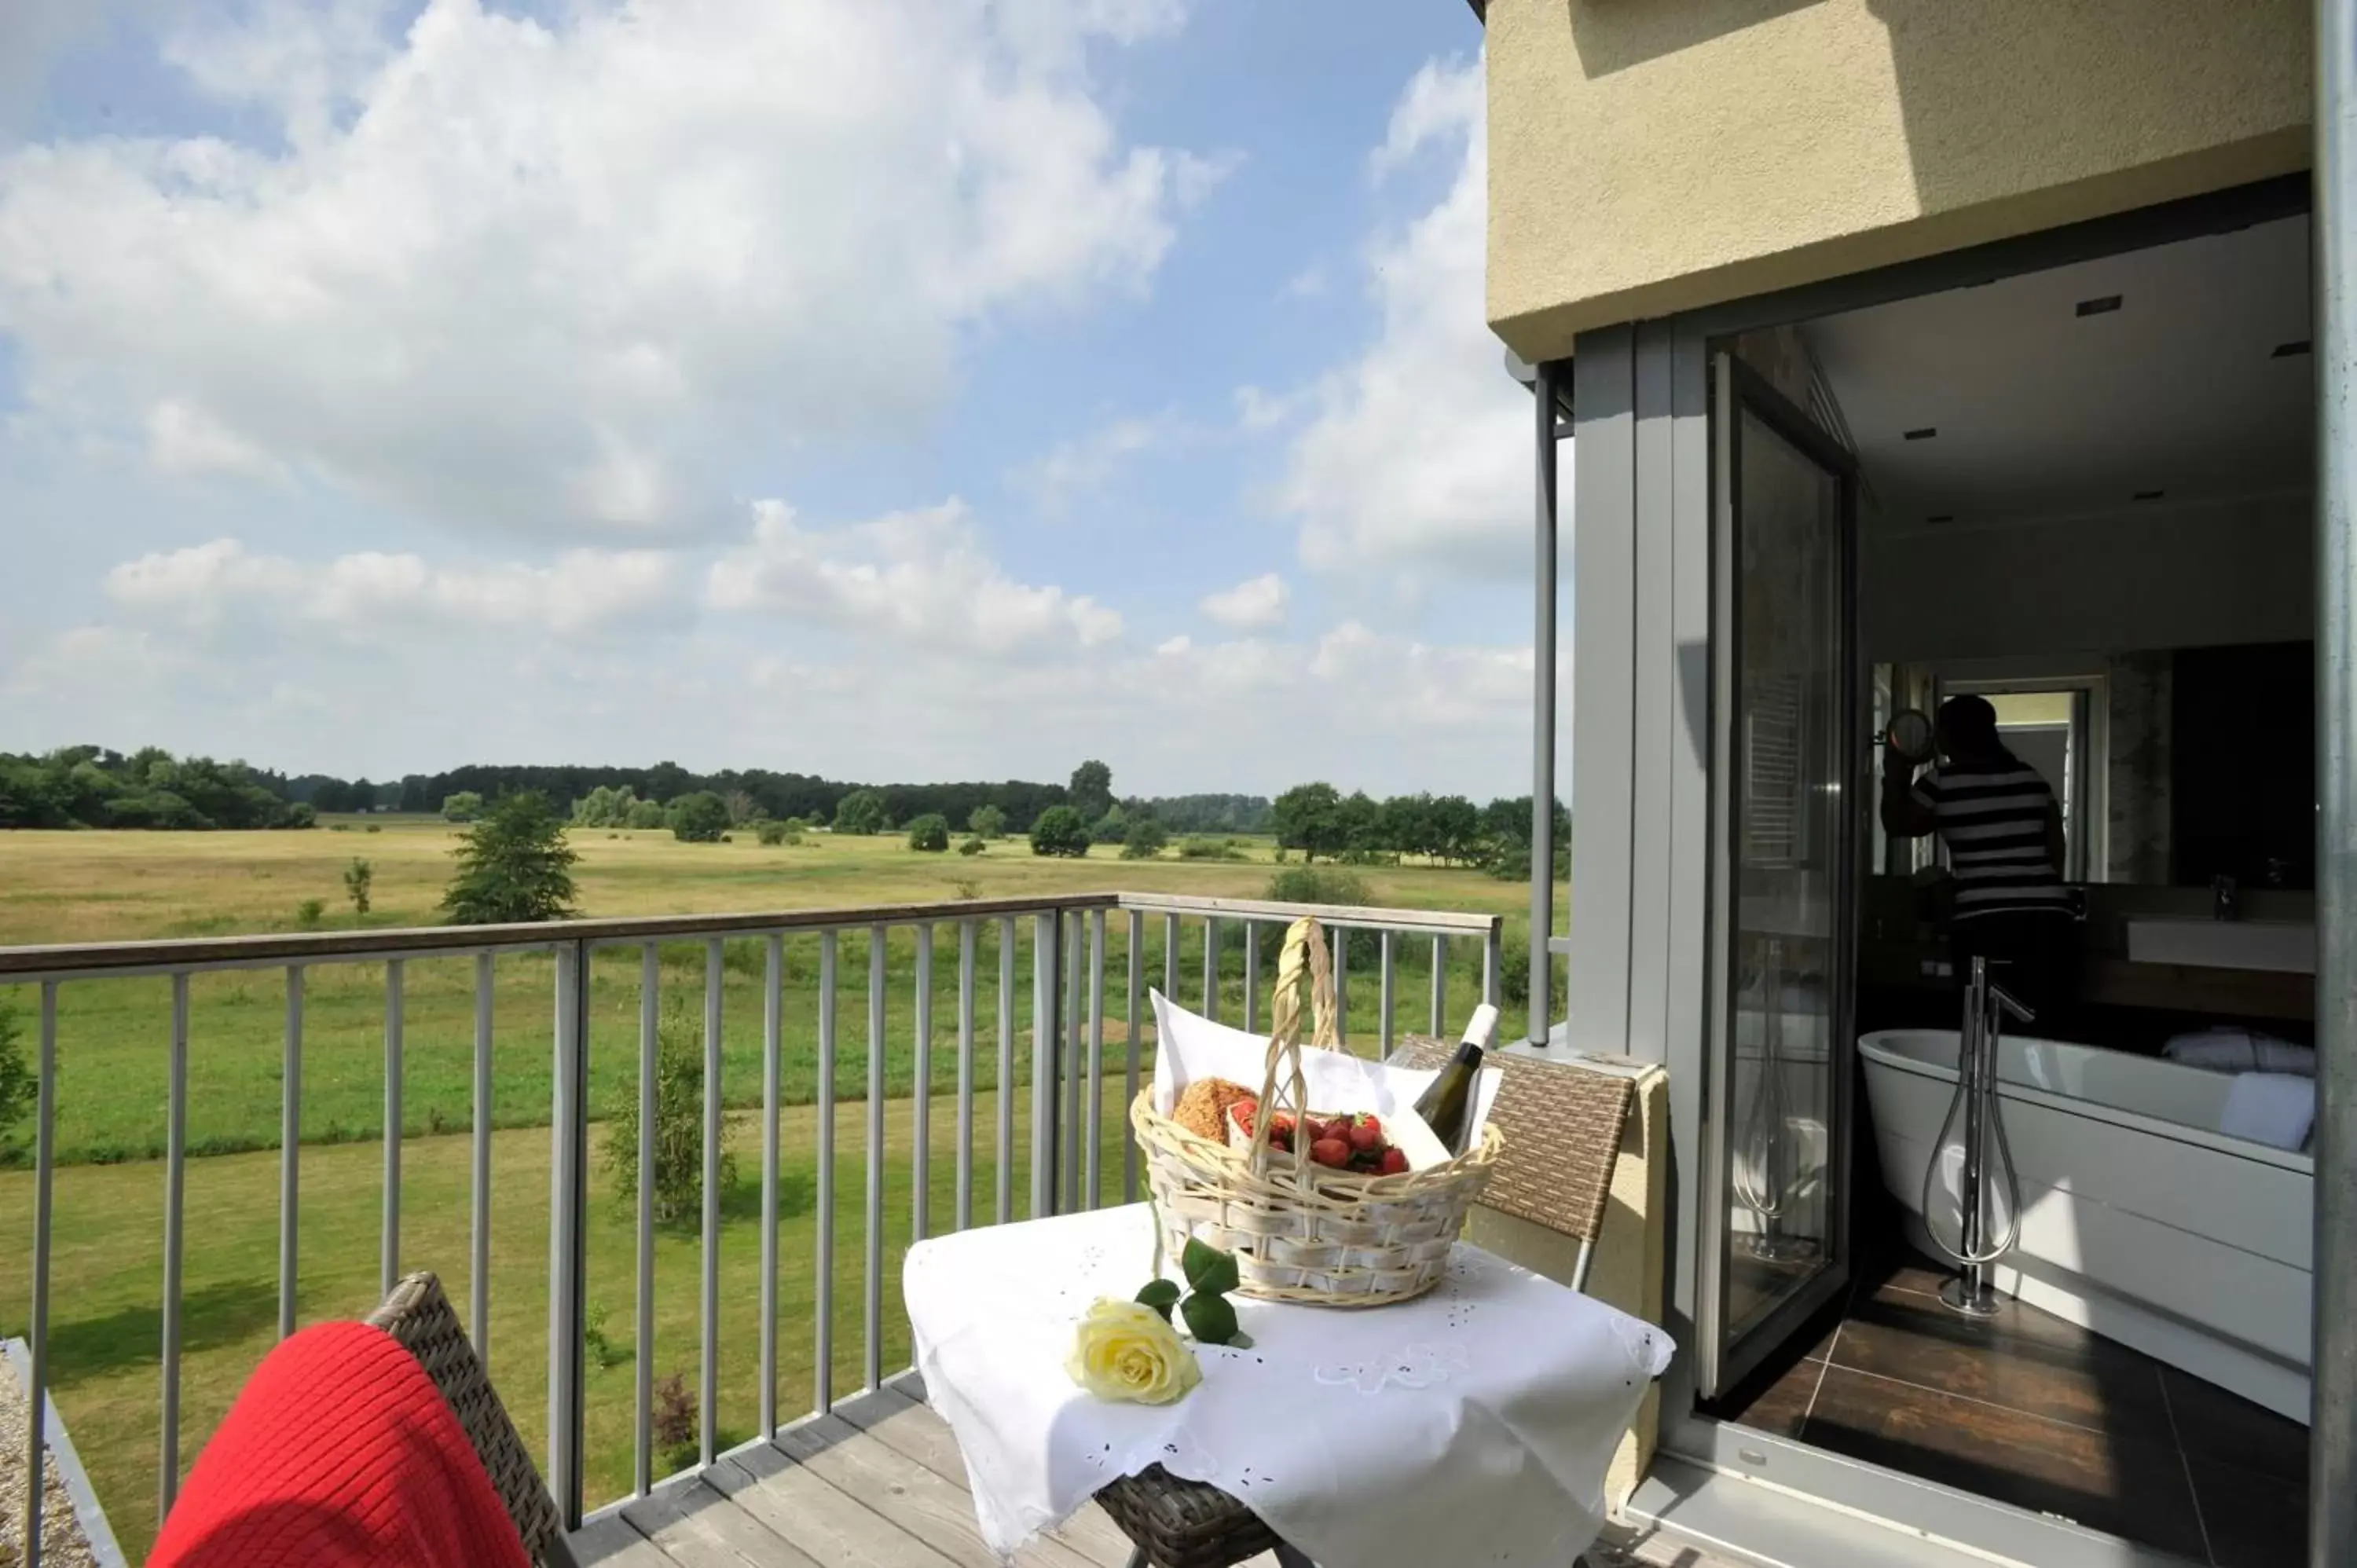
[
  {"x1": 1378, "y1": 1146, "x2": 1409, "y2": 1176},
  {"x1": 1310, "y1": 1137, "x2": 1351, "y2": 1168},
  {"x1": 1230, "y1": 1099, "x2": 1258, "y2": 1134},
  {"x1": 1347, "y1": 1117, "x2": 1384, "y2": 1153}
]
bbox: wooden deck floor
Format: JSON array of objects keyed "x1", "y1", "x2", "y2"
[{"x1": 564, "y1": 1376, "x2": 1730, "y2": 1568}]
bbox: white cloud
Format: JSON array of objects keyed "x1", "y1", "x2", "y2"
[
  {"x1": 1016, "y1": 414, "x2": 1163, "y2": 512},
  {"x1": 145, "y1": 399, "x2": 286, "y2": 482},
  {"x1": 1273, "y1": 56, "x2": 1543, "y2": 580},
  {"x1": 0, "y1": 0, "x2": 1218, "y2": 540},
  {"x1": 1197, "y1": 571, "x2": 1289, "y2": 630},
  {"x1": 102, "y1": 537, "x2": 687, "y2": 638},
  {"x1": 707, "y1": 499, "x2": 1123, "y2": 657}
]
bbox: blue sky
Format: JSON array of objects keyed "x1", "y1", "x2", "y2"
[{"x1": 0, "y1": 0, "x2": 1554, "y2": 798}]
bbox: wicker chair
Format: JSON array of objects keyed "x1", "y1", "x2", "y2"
[
  {"x1": 368, "y1": 1273, "x2": 581, "y2": 1568},
  {"x1": 1091, "y1": 1042, "x2": 1640, "y2": 1568}
]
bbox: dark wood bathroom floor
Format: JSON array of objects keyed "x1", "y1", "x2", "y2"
[{"x1": 1717, "y1": 1253, "x2": 2310, "y2": 1566}]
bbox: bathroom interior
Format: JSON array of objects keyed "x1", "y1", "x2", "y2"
[{"x1": 1703, "y1": 211, "x2": 2316, "y2": 1568}]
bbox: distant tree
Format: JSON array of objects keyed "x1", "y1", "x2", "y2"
[
  {"x1": 625, "y1": 799, "x2": 668, "y2": 830},
  {"x1": 1428, "y1": 795, "x2": 1481, "y2": 865},
  {"x1": 441, "y1": 790, "x2": 485, "y2": 822},
  {"x1": 667, "y1": 792, "x2": 731, "y2": 843},
  {"x1": 0, "y1": 999, "x2": 33, "y2": 1163},
  {"x1": 572, "y1": 785, "x2": 643, "y2": 829},
  {"x1": 905, "y1": 812, "x2": 951, "y2": 852},
  {"x1": 1120, "y1": 817, "x2": 1170, "y2": 860},
  {"x1": 1029, "y1": 805, "x2": 1091, "y2": 858},
  {"x1": 276, "y1": 801, "x2": 317, "y2": 830},
  {"x1": 969, "y1": 804, "x2": 1007, "y2": 839},
  {"x1": 1271, "y1": 782, "x2": 1343, "y2": 863},
  {"x1": 441, "y1": 793, "x2": 579, "y2": 925},
  {"x1": 757, "y1": 819, "x2": 797, "y2": 847},
  {"x1": 1091, "y1": 803, "x2": 1128, "y2": 844},
  {"x1": 309, "y1": 779, "x2": 354, "y2": 815},
  {"x1": 724, "y1": 790, "x2": 761, "y2": 826},
  {"x1": 1335, "y1": 791, "x2": 1384, "y2": 861},
  {"x1": 343, "y1": 857, "x2": 374, "y2": 915},
  {"x1": 1069, "y1": 760, "x2": 1113, "y2": 823},
  {"x1": 834, "y1": 789, "x2": 887, "y2": 836},
  {"x1": 1379, "y1": 794, "x2": 1431, "y2": 860},
  {"x1": 958, "y1": 835, "x2": 987, "y2": 857}
]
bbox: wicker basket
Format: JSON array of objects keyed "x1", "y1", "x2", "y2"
[{"x1": 1132, "y1": 917, "x2": 1501, "y2": 1306}]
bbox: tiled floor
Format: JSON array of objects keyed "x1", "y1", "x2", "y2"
[{"x1": 1716, "y1": 1252, "x2": 2310, "y2": 1567}]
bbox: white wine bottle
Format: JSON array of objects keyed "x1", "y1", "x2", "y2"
[{"x1": 1413, "y1": 1003, "x2": 1499, "y2": 1156}]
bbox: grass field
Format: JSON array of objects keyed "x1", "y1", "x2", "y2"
[{"x1": 0, "y1": 821, "x2": 1567, "y2": 1555}]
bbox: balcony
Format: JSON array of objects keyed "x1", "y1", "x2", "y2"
[{"x1": 2, "y1": 892, "x2": 1516, "y2": 1565}]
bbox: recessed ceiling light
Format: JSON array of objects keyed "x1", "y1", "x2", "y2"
[
  {"x1": 1926, "y1": 514, "x2": 1955, "y2": 524},
  {"x1": 2134, "y1": 489, "x2": 2165, "y2": 502},
  {"x1": 2076, "y1": 295, "x2": 2123, "y2": 317},
  {"x1": 1903, "y1": 427, "x2": 1937, "y2": 441},
  {"x1": 2275, "y1": 339, "x2": 2313, "y2": 357}
]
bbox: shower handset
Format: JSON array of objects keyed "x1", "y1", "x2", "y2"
[{"x1": 1922, "y1": 969, "x2": 2029, "y2": 1269}]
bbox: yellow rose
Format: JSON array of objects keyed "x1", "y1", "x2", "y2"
[{"x1": 1065, "y1": 1298, "x2": 1202, "y2": 1405}]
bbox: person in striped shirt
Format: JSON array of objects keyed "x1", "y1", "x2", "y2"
[{"x1": 1880, "y1": 694, "x2": 2078, "y2": 1016}]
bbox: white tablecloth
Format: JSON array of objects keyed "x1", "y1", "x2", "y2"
[{"x1": 904, "y1": 1203, "x2": 1673, "y2": 1568}]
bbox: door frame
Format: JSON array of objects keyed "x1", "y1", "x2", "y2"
[{"x1": 1559, "y1": 171, "x2": 2311, "y2": 1566}]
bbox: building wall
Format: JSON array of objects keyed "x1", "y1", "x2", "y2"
[
  {"x1": 1860, "y1": 493, "x2": 2314, "y2": 665},
  {"x1": 1487, "y1": 0, "x2": 2311, "y2": 359}
]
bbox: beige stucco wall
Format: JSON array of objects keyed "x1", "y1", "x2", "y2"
[{"x1": 1487, "y1": 0, "x2": 2311, "y2": 359}]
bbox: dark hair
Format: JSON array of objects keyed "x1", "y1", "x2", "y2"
[{"x1": 1937, "y1": 694, "x2": 2015, "y2": 765}]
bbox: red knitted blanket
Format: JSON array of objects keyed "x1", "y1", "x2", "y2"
[{"x1": 148, "y1": 1321, "x2": 530, "y2": 1568}]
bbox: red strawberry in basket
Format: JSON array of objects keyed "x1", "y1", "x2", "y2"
[
  {"x1": 1378, "y1": 1146, "x2": 1409, "y2": 1176},
  {"x1": 1228, "y1": 1098, "x2": 1259, "y2": 1136},
  {"x1": 1310, "y1": 1137, "x2": 1351, "y2": 1169},
  {"x1": 1347, "y1": 1114, "x2": 1384, "y2": 1154}
]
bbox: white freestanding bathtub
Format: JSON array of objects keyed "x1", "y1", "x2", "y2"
[{"x1": 1858, "y1": 1028, "x2": 2315, "y2": 1423}]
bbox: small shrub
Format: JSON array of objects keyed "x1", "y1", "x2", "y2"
[
  {"x1": 1028, "y1": 805, "x2": 1091, "y2": 858},
  {"x1": 602, "y1": 994, "x2": 737, "y2": 1222},
  {"x1": 330, "y1": 823, "x2": 351, "y2": 833},
  {"x1": 1120, "y1": 818, "x2": 1169, "y2": 859},
  {"x1": 440, "y1": 790, "x2": 484, "y2": 822},
  {"x1": 365, "y1": 823, "x2": 382, "y2": 833},
  {"x1": 0, "y1": 1001, "x2": 32, "y2": 1163},
  {"x1": 957, "y1": 835, "x2": 986, "y2": 857},
  {"x1": 585, "y1": 1302, "x2": 630, "y2": 1372},
  {"x1": 668, "y1": 791, "x2": 731, "y2": 843},
  {"x1": 1273, "y1": 844, "x2": 1289, "y2": 863},
  {"x1": 295, "y1": 898, "x2": 326, "y2": 930},
  {"x1": 343, "y1": 857, "x2": 373, "y2": 915},
  {"x1": 654, "y1": 1373, "x2": 697, "y2": 1468},
  {"x1": 968, "y1": 804, "x2": 1006, "y2": 839},
  {"x1": 1178, "y1": 836, "x2": 1245, "y2": 862},
  {"x1": 442, "y1": 793, "x2": 579, "y2": 925},
  {"x1": 757, "y1": 819, "x2": 794, "y2": 847},
  {"x1": 780, "y1": 816, "x2": 809, "y2": 836},
  {"x1": 625, "y1": 800, "x2": 668, "y2": 830},
  {"x1": 1265, "y1": 866, "x2": 1372, "y2": 908},
  {"x1": 719, "y1": 833, "x2": 732, "y2": 844},
  {"x1": 833, "y1": 788, "x2": 887, "y2": 836},
  {"x1": 905, "y1": 812, "x2": 951, "y2": 853},
  {"x1": 951, "y1": 878, "x2": 982, "y2": 901}
]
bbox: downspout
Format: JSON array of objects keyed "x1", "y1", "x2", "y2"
[
  {"x1": 2313, "y1": 3, "x2": 2356, "y2": 1562},
  {"x1": 1529, "y1": 358, "x2": 1563, "y2": 1046}
]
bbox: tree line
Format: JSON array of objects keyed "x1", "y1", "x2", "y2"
[
  {"x1": 1270, "y1": 782, "x2": 1570, "y2": 877},
  {"x1": 0, "y1": 746, "x2": 313, "y2": 830}
]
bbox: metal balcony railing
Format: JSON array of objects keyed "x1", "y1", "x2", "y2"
[{"x1": 0, "y1": 891, "x2": 1502, "y2": 1565}]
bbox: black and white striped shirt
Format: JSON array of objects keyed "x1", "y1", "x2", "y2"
[{"x1": 1912, "y1": 764, "x2": 2068, "y2": 919}]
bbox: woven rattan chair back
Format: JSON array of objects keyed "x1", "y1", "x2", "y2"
[
  {"x1": 367, "y1": 1272, "x2": 579, "y2": 1568},
  {"x1": 1386, "y1": 1038, "x2": 1635, "y2": 1287}
]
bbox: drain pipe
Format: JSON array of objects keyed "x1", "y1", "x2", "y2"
[
  {"x1": 1530, "y1": 357, "x2": 1560, "y2": 1046},
  {"x1": 2311, "y1": 3, "x2": 2356, "y2": 1559}
]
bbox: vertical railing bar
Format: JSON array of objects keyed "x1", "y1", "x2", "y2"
[
  {"x1": 1430, "y1": 936, "x2": 1446, "y2": 1035},
  {"x1": 1484, "y1": 926, "x2": 1504, "y2": 1010},
  {"x1": 24, "y1": 983, "x2": 58, "y2": 1568},
  {"x1": 700, "y1": 938, "x2": 723, "y2": 1467},
  {"x1": 1087, "y1": 908, "x2": 1106, "y2": 1211},
  {"x1": 1380, "y1": 930, "x2": 1397, "y2": 1061},
  {"x1": 635, "y1": 943, "x2": 658, "y2": 1497},
  {"x1": 913, "y1": 922, "x2": 934, "y2": 1244},
  {"x1": 864, "y1": 925, "x2": 887, "y2": 1394},
  {"x1": 548, "y1": 941, "x2": 588, "y2": 1526},
  {"x1": 957, "y1": 921, "x2": 977, "y2": 1233},
  {"x1": 159, "y1": 971, "x2": 189, "y2": 1525},
  {"x1": 471, "y1": 953, "x2": 493, "y2": 1365},
  {"x1": 1334, "y1": 931, "x2": 1350, "y2": 1048},
  {"x1": 816, "y1": 931, "x2": 838, "y2": 1415},
  {"x1": 1032, "y1": 912, "x2": 1060, "y2": 1218},
  {"x1": 278, "y1": 965, "x2": 302, "y2": 1342},
  {"x1": 761, "y1": 934, "x2": 783, "y2": 1440},
  {"x1": 1124, "y1": 909, "x2": 1143, "y2": 1204},
  {"x1": 1243, "y1": 920, "x2": 1260, "y2": 1035},
  {"x1": 996, "y1": 917, "x2": 1015, "y2": 1226},
  {"x1": 1163, "y1": 912, "x2": 1180, "y2": 1009},
  {"x1": 1202, "y1": 915, "x2": 1221, "y2": 1024},
  {"x1": 382, "y1": 958, "x2": 404, "y2": 1298},
  {"x1": 1062, "y1": 911, "x2": 1083, "y2": 1217}
]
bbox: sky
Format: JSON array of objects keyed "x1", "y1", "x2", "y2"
[{"x1": 0, "y1": 0, "x2": 1561, "y2": 800}]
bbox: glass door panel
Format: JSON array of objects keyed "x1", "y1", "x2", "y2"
[{"x1": 1700, "y1": 352, "x2": 1859, "y2": 1396}]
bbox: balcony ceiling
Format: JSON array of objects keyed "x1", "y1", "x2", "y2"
[{"x1": 1805, "y1": 214, "x2": 2312, "y2": 531}]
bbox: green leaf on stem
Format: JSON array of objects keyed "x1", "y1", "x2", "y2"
[
  {"x1": 1135, "y1": 1279, "x2": 1182, "y2": 1321},
  {"x1": 1180, "y1": 1239, "x2": 1241, "y2": 1297},
  {"x1": 1180, "y1": 1290, "x2": 1241, "y2": 1346}
]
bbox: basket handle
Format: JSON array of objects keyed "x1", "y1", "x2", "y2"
[{"x1": 1244, "y1": 917, "x2": 1341, "y2": 1175}]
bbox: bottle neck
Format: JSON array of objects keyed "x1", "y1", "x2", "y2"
[{"x1": 1450, "y1": 1039, "x2": 1485, "y2": 1068}]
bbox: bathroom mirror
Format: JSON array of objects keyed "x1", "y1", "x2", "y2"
[{"x1": 1884, "y1": 708, "x2": 1934, "y2": 764}]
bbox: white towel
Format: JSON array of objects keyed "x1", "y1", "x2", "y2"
[
  {"x1": 2220, "y1": 1072, "x2": 2316, "y2": 1152},
  {"x1": 2165, "y1": 1028, "x2": 2315, "y2": 1077}
]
